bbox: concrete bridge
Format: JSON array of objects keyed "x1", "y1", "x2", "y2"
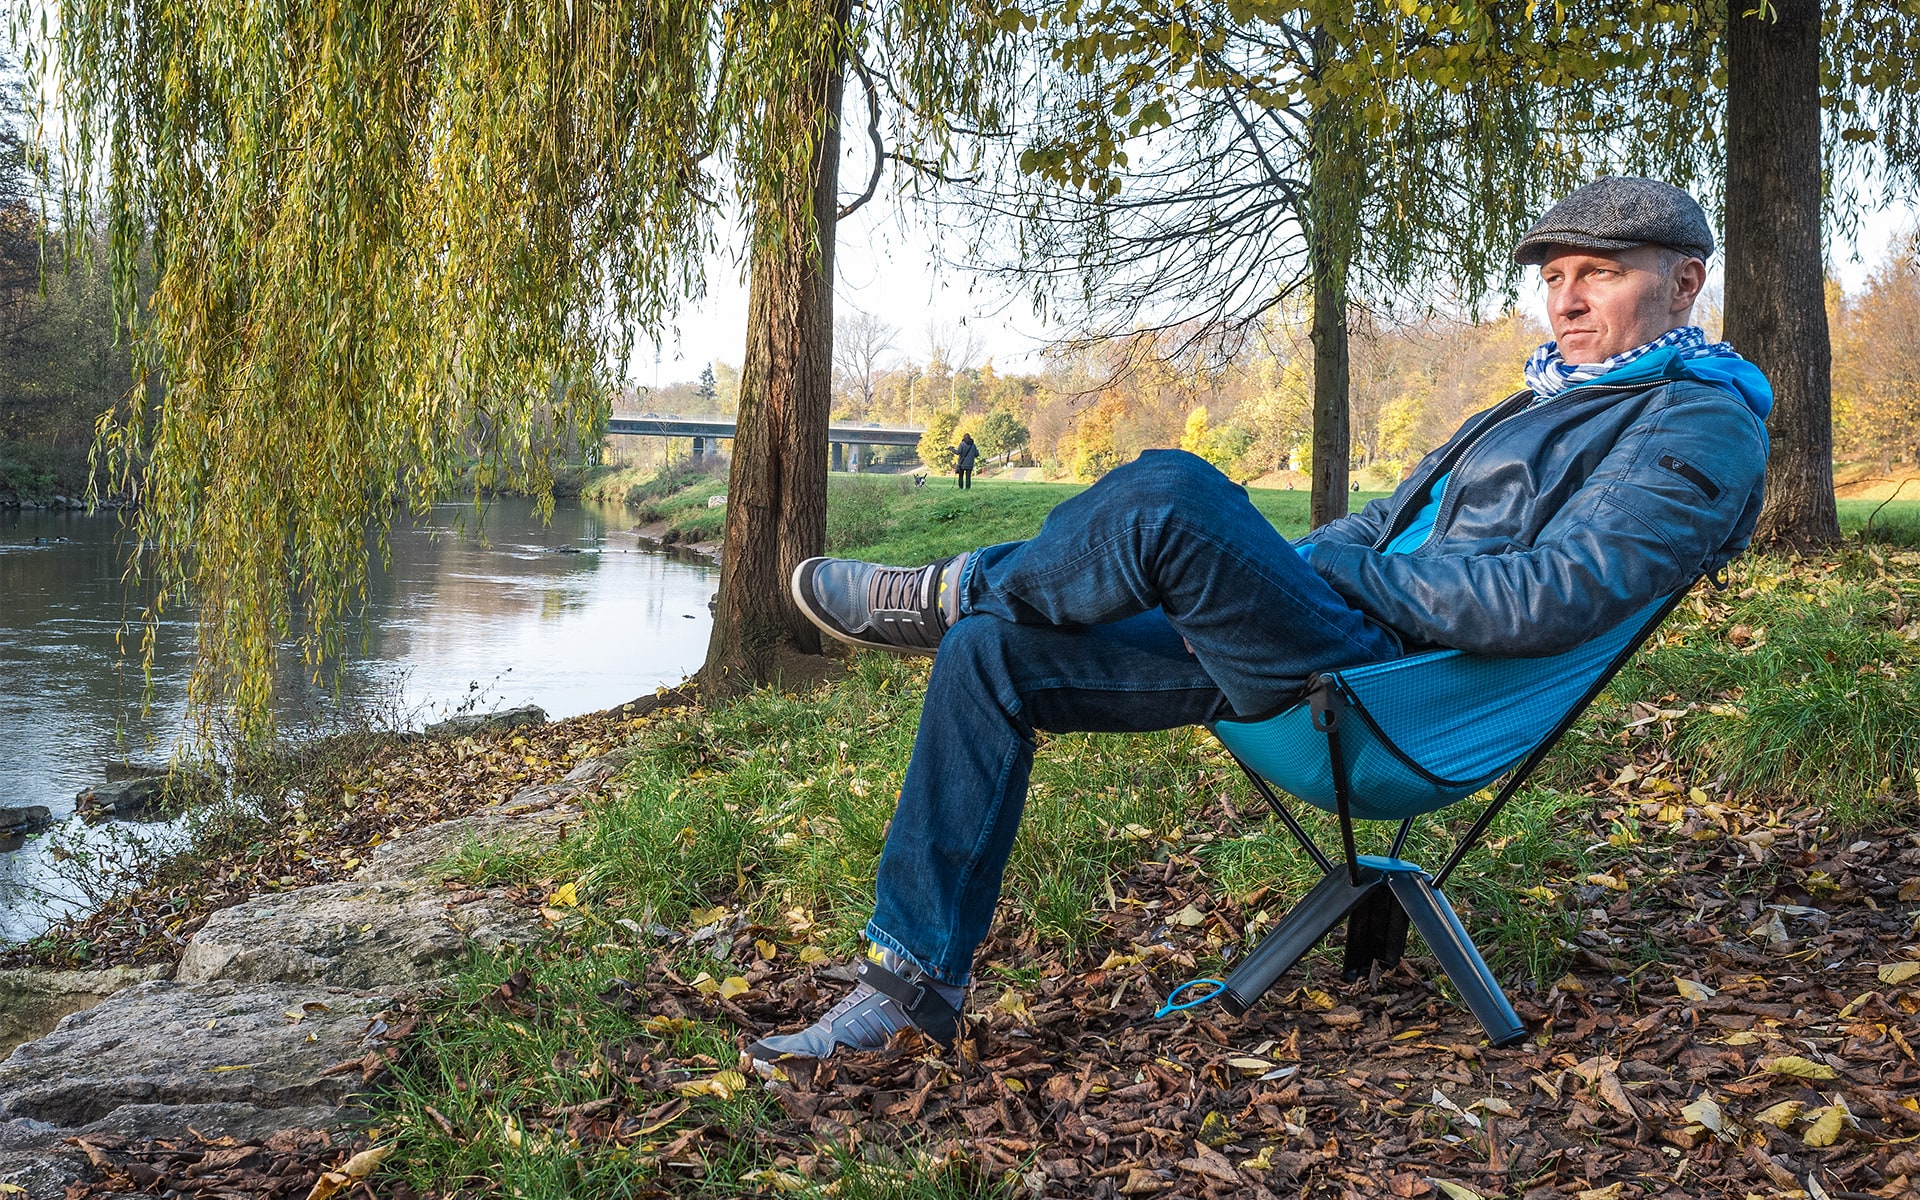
[{"x1": 606, "y1": 413, "x2": 924, "y2": 470}]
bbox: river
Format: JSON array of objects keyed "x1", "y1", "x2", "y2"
[{"x1": 0, "y1": 498, "x2": 718, "y2": 944}]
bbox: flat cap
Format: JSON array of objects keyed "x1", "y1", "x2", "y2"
[{"x1": 1513, "y1": 176, "x2": 1714, "y2": 266}]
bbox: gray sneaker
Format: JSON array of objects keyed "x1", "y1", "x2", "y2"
[
  {"x1": 743, "y1": 958, "x2": 961, "y2": 1069},
  {"x1": 789, "y1": 555, "x2": 965, "y2": 656}
]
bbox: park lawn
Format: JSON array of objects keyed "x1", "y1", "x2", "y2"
[{"x1": 359, "y1": 481, "x2": 1920, "y2": 1200}]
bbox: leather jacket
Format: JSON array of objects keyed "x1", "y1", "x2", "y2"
[{"x1": 1304, "y1": 354, "x2": 1771, "y2": 657}]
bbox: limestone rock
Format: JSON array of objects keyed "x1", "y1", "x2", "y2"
[
  {"x1": 422, "y1": 704, "x2": 546, "y2": 739},
  {"x1": 358, "y1": 813, "x2": 566, "y2": 883},
  {"x1": 0, "y1": 805, "x2": 51, "y2": 839},
  {"x1": 75, "y1": 767, "x2": 217, "y2": 822},
  {"x1": 0, "y1": 965, "x2": 172, "y2": 1057},
  {"x1": 0, "y1": 979, "x2": 384, "y2": 1137},
  {"x1": 176, "y1": 879, "x2": 544, "y2": 988}
]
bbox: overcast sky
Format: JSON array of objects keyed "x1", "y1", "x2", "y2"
[{"x1": 632, "y1": 187, "x2": 1920, "y2": 391}]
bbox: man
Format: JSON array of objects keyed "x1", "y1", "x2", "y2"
[{"x1": 745, "y1": 177, "x2": 1772, "y2": 1066}]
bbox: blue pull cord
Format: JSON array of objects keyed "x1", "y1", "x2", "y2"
[{"x1": 1154, "y1": 978, "x2": 1227, "y2": 1018}]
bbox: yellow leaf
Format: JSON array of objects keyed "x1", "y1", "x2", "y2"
[
  {"x1": 1878, "y1": 961, "x2": 1920, "y2": 985},
  {"x1": 709, "y1": 1069, "x2": 747, "y2": 1099},
  {"x1": 1679, "y1": 1096, "x2": 1722, "y2": 1131},
  {"x1": 691, "y1": 972, "x2": 720, "y2": 995},
  {"x1": 1577, "y1": 1186, "x2": 1625, "y2": 1200},
  {"x1": 1432, "y1": 1182, "x2": 1487, "y2": 1200},
  {"x1": 1301, "y1": 988, "x2": 1337, "y2": 1011},
  {"x1": 755, "y1": 939, "x2": 779, "y2": 961},
  {"x1": 547, "y1": 881, "x2": 580, "y2": 908},
  {"x1": 797, "y1": 945, "x2": 828, "y2": 965},
  {"x1": 305, "y1": 1145, "x2": 394, "y2": 1200},
  {"x1": 718, "y1": 976, "x2": 750, "y2": 1000},
  {"x1": 1675, "y1": 977, "x2": 1716, "y2": 1001},
  {"x1": 993, "y1": 989, "x2": 1031, "y2": 1021},
  {"x1": 1754, "y1": 1099, "x2": 1806, "y2": 1128},
  {"x1": 0, "y1": 1185, "x2": 28, "y2": 1195},
  {"x1": 1226, "y1": 1057, "x2": 1273, "y2": 1076},
  {"x1": 1098, "y1": 950, "x2": 1143, "y2": 970},
  {"x1": 1802, "y1": 1104, "x2": 1846, "y2": 1147},
  {"x1": 204, "y1": 1064, "x2": 258, "y2": 1073},
  {"x1": 1521, "y1": 886, "x2": 1557, "y2": 903},
  {"x1": 1688, "y1": 787, "x2": 1710, "y2": 805},
  {"x1": 688, "y1": 905, "x2": 728, "y2": 927},
  {"x1": 1763, "y1": 1054, "x2": 1838, "y2": 1080},
  {"x1": 1172, "y1": 903, "x2": 1208, "y2": 926},
  {"x1": 1584, "y1": 873, "x2": 1628, "y2": 892},
  {"x1": 1722, "y1": 1030, "x2": 1762, "y2": 1046}
]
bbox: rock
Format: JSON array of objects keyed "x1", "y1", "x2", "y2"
[
  {"x1": 357, "y1": 813, "x2": 567, "y2": 883},
  {"x1": 0, "y1": 966, "x2": 172, "y2": 1057},
  {"x1": 422, "y1": 703, "x2": 547, "y2": 739},
  {"x1": 0, "y1": 978, "x2": 385, "y2": 1137},
  {"x1": 75, "y1": 767, "x2": 218, "y2": 823},
  {"x1": 0, "y1": 1133, "x2": 90, "y2": 1200},
  {"x1": 0, "y1": 805, "x2": 51, "y2": 838},
  {"x1": 175, "y1": 879, "x2": 545, "y2": 989}
]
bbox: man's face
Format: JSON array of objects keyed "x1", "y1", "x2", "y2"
[{"x1": 1540, "y1": 244, "x2": 1706, "y2": 364}]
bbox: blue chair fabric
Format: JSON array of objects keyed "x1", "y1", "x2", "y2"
[{"x1": 1211, "y1": 597, "x2": 1668, "y2": 821}]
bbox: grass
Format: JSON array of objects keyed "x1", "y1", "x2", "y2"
[{"x1": 367, "y1": 467, "x2": 1920, "y2": 1197}]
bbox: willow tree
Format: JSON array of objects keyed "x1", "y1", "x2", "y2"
[{"x1": 36, "y1": 0, "x2": 1011, "y2": 735}]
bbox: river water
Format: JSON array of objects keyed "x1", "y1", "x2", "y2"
[{"x1": 0, "y1": 498, "x2": 718, "y2": 943}]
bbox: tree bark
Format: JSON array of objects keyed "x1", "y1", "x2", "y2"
[
  {"x1": 701, "y1": 20, "x2": 844, "y2": 696},
  {"x1": 1306, "y1": 94, "x2": 1360, "y2": 530},
  {"x1": 1725, "y1": 0, "x2": 1838, "y2": 552}
]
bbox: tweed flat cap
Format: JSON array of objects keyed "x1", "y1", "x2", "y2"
[{"x1": 1514, "y1": 176, "x2": 1714, "y2": 266}]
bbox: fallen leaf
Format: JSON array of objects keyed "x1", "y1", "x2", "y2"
[
  {"x1": 754, "y1": 939, "x2": 779, "y2": 961},
  {"x1": 1754, "y1": 1100, "x2": 1807, "y2": 1127},
  {"x1": 1226, "y1": 1057, "x2": 1273, "y2": 1076},
  {"x1": 304, "y1": 1144, "x2": 393, "y2": 1200},
  {"x1": 1576, "y1": 1186, "x2": 1625, "y2": 1200},
  {"x1": 1674, "y1": 976, "x2": 1716, "y2": 1001},
  {"x1": 717, "y1": 976, "x2": 750, "y2": 1000},
  {"x1": 1680, "y1": 1095, "x2": 1723, "y2": 1132},
  {"x1": 797, "y1": 945, "x2": 828, "y2": 965},
  {"x1": 1764, "y1": 1055, "x2": 1839, "y2": 1081},
  {"x1": 1878, "y1": 962, "x2": 1920, "y2": 986},
  {"x1": 1119, "y1": 1167, "x2": 1166, "y2": 1195},
  {"x1": 547, "y1": 880, "x2": 580, "y2": 908},
  {"x1": 1431, "y1": 1181, "x2": 1487, "y2": 1200},
  {"x1": 1171, "y1": 903, "x2": 1207, "y2": 926},
  {"x1": 1803, "y1": 1104, "x2": 1847, "y2": 1147}
]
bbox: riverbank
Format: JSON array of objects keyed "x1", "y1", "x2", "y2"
[{"x1": 12, "y1": 477, "x2": 1920, "y2": 1198}]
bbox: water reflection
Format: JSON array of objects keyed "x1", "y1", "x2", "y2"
[{"x1": 0, "y1": 498, "x2": 717, "y2": 941}]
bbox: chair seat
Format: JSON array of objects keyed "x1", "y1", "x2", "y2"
[{"x1": 1211, "y1": 598, "x2": 1665, "y2": 821}]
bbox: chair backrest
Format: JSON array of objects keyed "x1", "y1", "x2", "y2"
[{"x1": 1211, "y1": 596, "x2": 1674, "y2": 821}]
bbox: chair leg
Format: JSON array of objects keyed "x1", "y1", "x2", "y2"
[
  {"x1": 1219, "y1": 867, "x2": 1385, "y2": 1016},
  {"x1": 1385, "y1": 872, "x2": 1528, "y2": 1047},
  {"x1": 1341, "y1": 885, "x2": 1409, "y2": 981}
]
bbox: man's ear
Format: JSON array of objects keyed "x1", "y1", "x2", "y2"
[{"x1": 1672, "y1": 257, "x2": 1708, "y2": 313}]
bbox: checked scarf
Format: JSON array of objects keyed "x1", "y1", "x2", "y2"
[{"x1": 1523, "y1": 325, "x2": 1727, "y2": 400}]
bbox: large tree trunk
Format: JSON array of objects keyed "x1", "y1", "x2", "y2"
[
  {"x1": 1725, "y1": 0, "x2": 1839, "y2": 552},
  {"x1": 1305, "y1": 93, "x2": 1360, "y2": 530},
  {"x1": 701, "y1": 25, "x2": 844, "y2": 697}
]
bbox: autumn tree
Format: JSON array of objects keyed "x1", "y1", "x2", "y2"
[{"x1": 40, "y1": 0, "x2": 1014, "y2": 733}]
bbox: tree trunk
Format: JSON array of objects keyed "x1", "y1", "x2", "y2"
[
  {"x1": 1306, "y1": 94, "x2": 1360, "y2": 530},
  {"x1": 1725, "y1": 0, "x2": 1838, "y2": 552},
  {"x1": 701, "y1": 23, "x2": 844, "y2": 697}
]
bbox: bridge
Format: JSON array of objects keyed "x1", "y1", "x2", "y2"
[{"x1": 606, "y1": 413, "x2": 925, "y2": 470}]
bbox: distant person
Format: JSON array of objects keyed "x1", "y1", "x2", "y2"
[
  {"x1": 952, "y1": 433, "x2": 978, "y2": 490},
  {"x1": 749, "y1": 177, "x2": 1772, "y2": 1067}
]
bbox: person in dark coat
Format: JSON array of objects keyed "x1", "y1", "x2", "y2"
[
  {"x1": 952, "y1": 433, "x2": 979, "y2": 489},
  {"x1": 756, "y1": 177, "x2": 1772, "y2": 1066}
]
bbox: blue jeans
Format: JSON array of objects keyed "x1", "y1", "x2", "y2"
[{"x1": 864, "y1": 450, "x2": 1404, "y2": 985}]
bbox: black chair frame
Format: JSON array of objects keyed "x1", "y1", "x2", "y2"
[{"x1": 1214, "y1": 589, "x2": 1692, "y2": 1046}]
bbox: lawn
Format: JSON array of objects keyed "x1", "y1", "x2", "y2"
[{"x1": 357, "y1": 473, "x2": 1920, "y2": 1199}]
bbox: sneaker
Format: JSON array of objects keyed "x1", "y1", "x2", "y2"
[
  {"x1": 790, "y1": 554, "x2": 966, "y2": 656},
  {"x1": 743, "y1": 957, "x2": 962, "y2": 1069}
]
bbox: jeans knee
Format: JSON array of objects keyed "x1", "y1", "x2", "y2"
[
  {"x1": 930, "y1": 617, "x2": 1026, "y2": 713},
  {"x1": 1109, "y1": 449, "x2": 1238, "y2": 511}
]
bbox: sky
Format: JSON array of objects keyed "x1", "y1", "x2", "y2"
[{"x1": 633, "y1": 186, "x2": 1920, "y2": 391}]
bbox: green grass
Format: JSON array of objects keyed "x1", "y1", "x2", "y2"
[{"x1": 369, "y1": 467, "x2": 1920, "y2": 1196}]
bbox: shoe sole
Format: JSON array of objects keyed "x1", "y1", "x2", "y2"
[{"x1": 789, "y1": 557, "x2": 938, "y2": 658}]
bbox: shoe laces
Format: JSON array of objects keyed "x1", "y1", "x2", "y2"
[{"x1": 867, "y1": 564, "x2": 933, "y2": 616}]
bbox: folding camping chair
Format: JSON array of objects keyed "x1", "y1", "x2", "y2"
[{"x1": 1207, "y1": 587, "x2": 1693, "y2": 1046}]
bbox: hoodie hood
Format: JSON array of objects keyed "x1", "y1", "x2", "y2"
[{"x1": 1571, "y1": 342, "x2": 1774, "y2": 423}]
